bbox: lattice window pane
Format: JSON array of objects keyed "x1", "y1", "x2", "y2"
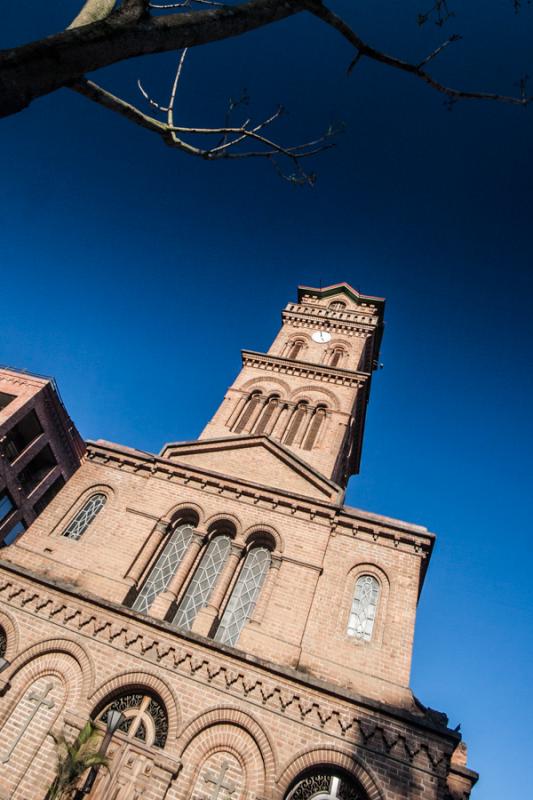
[
  {"x1": 287, "y1": 772, "x2": 365, "y2": 800},
  {"x1": 98, "y1": 692, "x2": 168, "y2": 749},
  {"x1": 347, "y1": 575, "x2": 380, "y2": 641},
  {"x1": 173, "y1": 535, "x2": 231, "y2": 631},
  {"x1": 133, "y1": 524, "x2": 194, "y2": 614},
  {"x1": 62, "y1": 493, "x2": 106, "y2": 541},
  {"x1": 215, "y1": 547, "x2": 270, "y2": 647}
]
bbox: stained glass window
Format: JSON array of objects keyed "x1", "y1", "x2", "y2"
[
  {"x1": 62, "y1": 493, "x2": 106, "y2": 541},
  {"x1": 215, "y1": 547, "x2": 270, "y2": 647},
  {"x1": 97, "y1": 692, "x2": 168, "y2": 749},
  {"x1": 173, "y1": 536, "x2": 231, "y2": 631},
  {"x1": 287, "y1": 772, "x2": 365, "y2": 800},
  {"x1": 133, "y1": 524, "x2": 194, "y2": 614},
  {"x1": 347, "y1": 575, "x2": 380, "y2": 642}
]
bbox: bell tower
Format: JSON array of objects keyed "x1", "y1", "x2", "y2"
[{"x1": 200, "y1": 283, "x2": 385, "y2": 487}]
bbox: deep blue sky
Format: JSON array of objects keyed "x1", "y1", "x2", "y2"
[{"x1": 2, "y1": 2, "x2": 532, "y2": 796}]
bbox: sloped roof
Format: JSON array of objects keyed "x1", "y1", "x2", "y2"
[
  {"x1": 297, "y1": 282, "x2": 385, "y2": 310},
  {"x1": 160, "y1": 434, "x2": 343, "y2": 503}
]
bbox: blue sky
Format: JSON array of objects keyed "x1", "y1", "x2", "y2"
[{"x1": 2, "y1": 2, "x2": 532, "y2": 796}]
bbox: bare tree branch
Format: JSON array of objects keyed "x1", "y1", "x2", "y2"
[
  {"x1": 0, "y1": 0, "x2": 529, "y2": 127},
  {"x1": 0, "y1": 0, "x2": 308, "y2": 118},
  {"x1": 71, "y1": 46, "x2": 335, "y2": 182},
  {"x1": 417, "y1": 34, "x2": 462, "y2": 69},
  {"x1": 67, "y1": 0, "x2": 117, "y2": 30},
  {"x1": 308, "y1": 1, "x2": 531, "y2": 107},
  {"x1": 149, "y1": 0, "x2": 225, "y2": 8}
]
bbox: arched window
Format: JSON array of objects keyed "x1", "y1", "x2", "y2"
[
  {"x1": 329, "y1": 348, "x2": 345, "y2": 367},
  {"x1": 0, "y1": 625, "x2": 6, "y2": 658},
  {"x1": 329, "y1": 301, "x2": 346, "y2": 310},
  {"x1": 287, "y1": 340, "x2": 305, "y2": 359},
  {"x1": 347, "y1": 575, "x2": 380, "y2": 641},
  {"x1": 284, "y1": 401, "x2": 308, "y2": 446},
  {"x1": 233, "y1": 391, "x2": 262, "y2": 433},
  {"x1": 303, "y1": 406, "x2": 326, "y2": 451},
  {"x1": 215, "y1": 546, "x2": 271, "y2": 647},
  {"x1": 62, "y1": 493, "x2": 106, "y2": 540},
  {"x1": 286, "y1": 770, "x2": 366, "y2": 800},
  {"x1": 133, "y1": 523, "x2": 195, "y2": 614},
  {"x1": 173, "y1": 535, "x2": 231, "y2": 631},
  {"x1": 254, "y1": 395, "x2": 279, "y2": 435},
  {"x1": 96, "y1": 692, "x2": 168, "y2": 749}
]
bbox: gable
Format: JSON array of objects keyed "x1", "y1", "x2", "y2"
[{"x1": 160, "y1": 437, "x2": 341, "y2": 502}]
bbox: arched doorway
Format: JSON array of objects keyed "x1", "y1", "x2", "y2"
[
  {"x1": 89, "y1": 690, "x2": 173, "y2": 800},
  {"x1": 286, "y1": 769, "x2": 367, "y2": 800}
]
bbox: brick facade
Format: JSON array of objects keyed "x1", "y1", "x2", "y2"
[{"x1": 0, "y1": 283, "x2": 477, "y2": 800}]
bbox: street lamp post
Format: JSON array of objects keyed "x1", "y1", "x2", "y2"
[{"x1": 74, "y1": 709, "x2": 125, "y2": 799}]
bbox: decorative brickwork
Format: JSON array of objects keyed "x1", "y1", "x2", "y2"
[{"x1": 0, "y1": 284, "x2": 477, "y2": 800}]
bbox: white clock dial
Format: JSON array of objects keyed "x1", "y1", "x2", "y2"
[{"x1": 312, "y1": 331, "x2": 331, "y2": 343}]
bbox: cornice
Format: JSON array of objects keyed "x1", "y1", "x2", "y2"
[
  {"x1": 283, "y1": 302, "x2": 380, "y2": 331},
  {"x1": 0, "y1": 559, "x2": 463, "y2": 778},
  {"x1": 83, "y1": 441, "x2": 434, "y2": 560},
  {"x1": 241, "y1": 351, "x2": 370, "y2": 388}
]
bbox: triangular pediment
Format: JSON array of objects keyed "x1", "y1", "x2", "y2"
[{"x1": 160, "y1": 435, "x2": 342, "y2": 502}]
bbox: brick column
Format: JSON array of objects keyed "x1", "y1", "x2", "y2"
[
  {"x1": 294, "y1": 407, "x2": 312, "y2": 447},
  {"x1": 150, "y1": 531, "x2": 205, "y2": 620},
  {"x1": 125, "y1": 520, "x2": 169, "y2": 588},
  {"x1": 226, "y1": 394, "x2": 247, "y2": 429},
  {"x1": 249, "y1": 555, "x2": 282, "y2": 624},
  {"x1": 272, "y1": 403, "x2": 293, "y2": 440},
  {"x1": 315, "y1": 410, "x2": 332, "y2": 449},
  {"x1": 192, "y1": 543, "x2": 243, "y2": 637},
  {"x1": 264, "y1": 401, "x2": 283, "y2": 435}
]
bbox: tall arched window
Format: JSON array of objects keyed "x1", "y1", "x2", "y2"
[
  {"x1": 347, "y1": 575, "x2": 380, "y2": 641},
  {"x1": 303, "y1": 406, "x2": 326, "y2": 451},
  {"x1": 215, "y1": 546, "x2": 271, "y2": 647},
  {"x1": 132, "y1": 523, "x2": 195, "y2": 614},
  {"x1": 0, "y1": 625, "x2": 6, "y2": 658},
  {"x1": 254, "y1": 395, "x2": 279, "y2": 435},
  {"x1": 62, "y1": 493, "x2": 106, "y2": 540},
  {"x1": 286, "y1": 770, "x2": 366, "y2": 800},
  {"x1": 96, "y1": 692, "x2": 168, "y2": 749},
  {"x1": 284, "y1": 401, "x2": 308, "y2": 446},
  {"x1": 287, "y1": 340, "x2": 305, "y2": 359},
  {"x1": 328, "y1": 348, "x2": 345, "y2": 367},
  {"x1": 173, "y1": 535, "x2": 231, "y2": 631},
  {"x1": 329, "y1": 300, "x2": 346, "y2": 310},
  {"x1": 233, "y1": 391, "x2": 262, "y2": 433}
]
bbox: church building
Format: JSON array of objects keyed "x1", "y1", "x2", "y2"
[{"x1": 0, "y1": 283, "x2": 477, "y2": 799}]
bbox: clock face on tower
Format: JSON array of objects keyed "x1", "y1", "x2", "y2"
[{"x1": 312, "y1": 331, "x2": 331, "y2": 343}]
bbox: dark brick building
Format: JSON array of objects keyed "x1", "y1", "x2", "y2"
[{"x1": 0, "y1": 367, "x2": 85, "y2": 547}]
